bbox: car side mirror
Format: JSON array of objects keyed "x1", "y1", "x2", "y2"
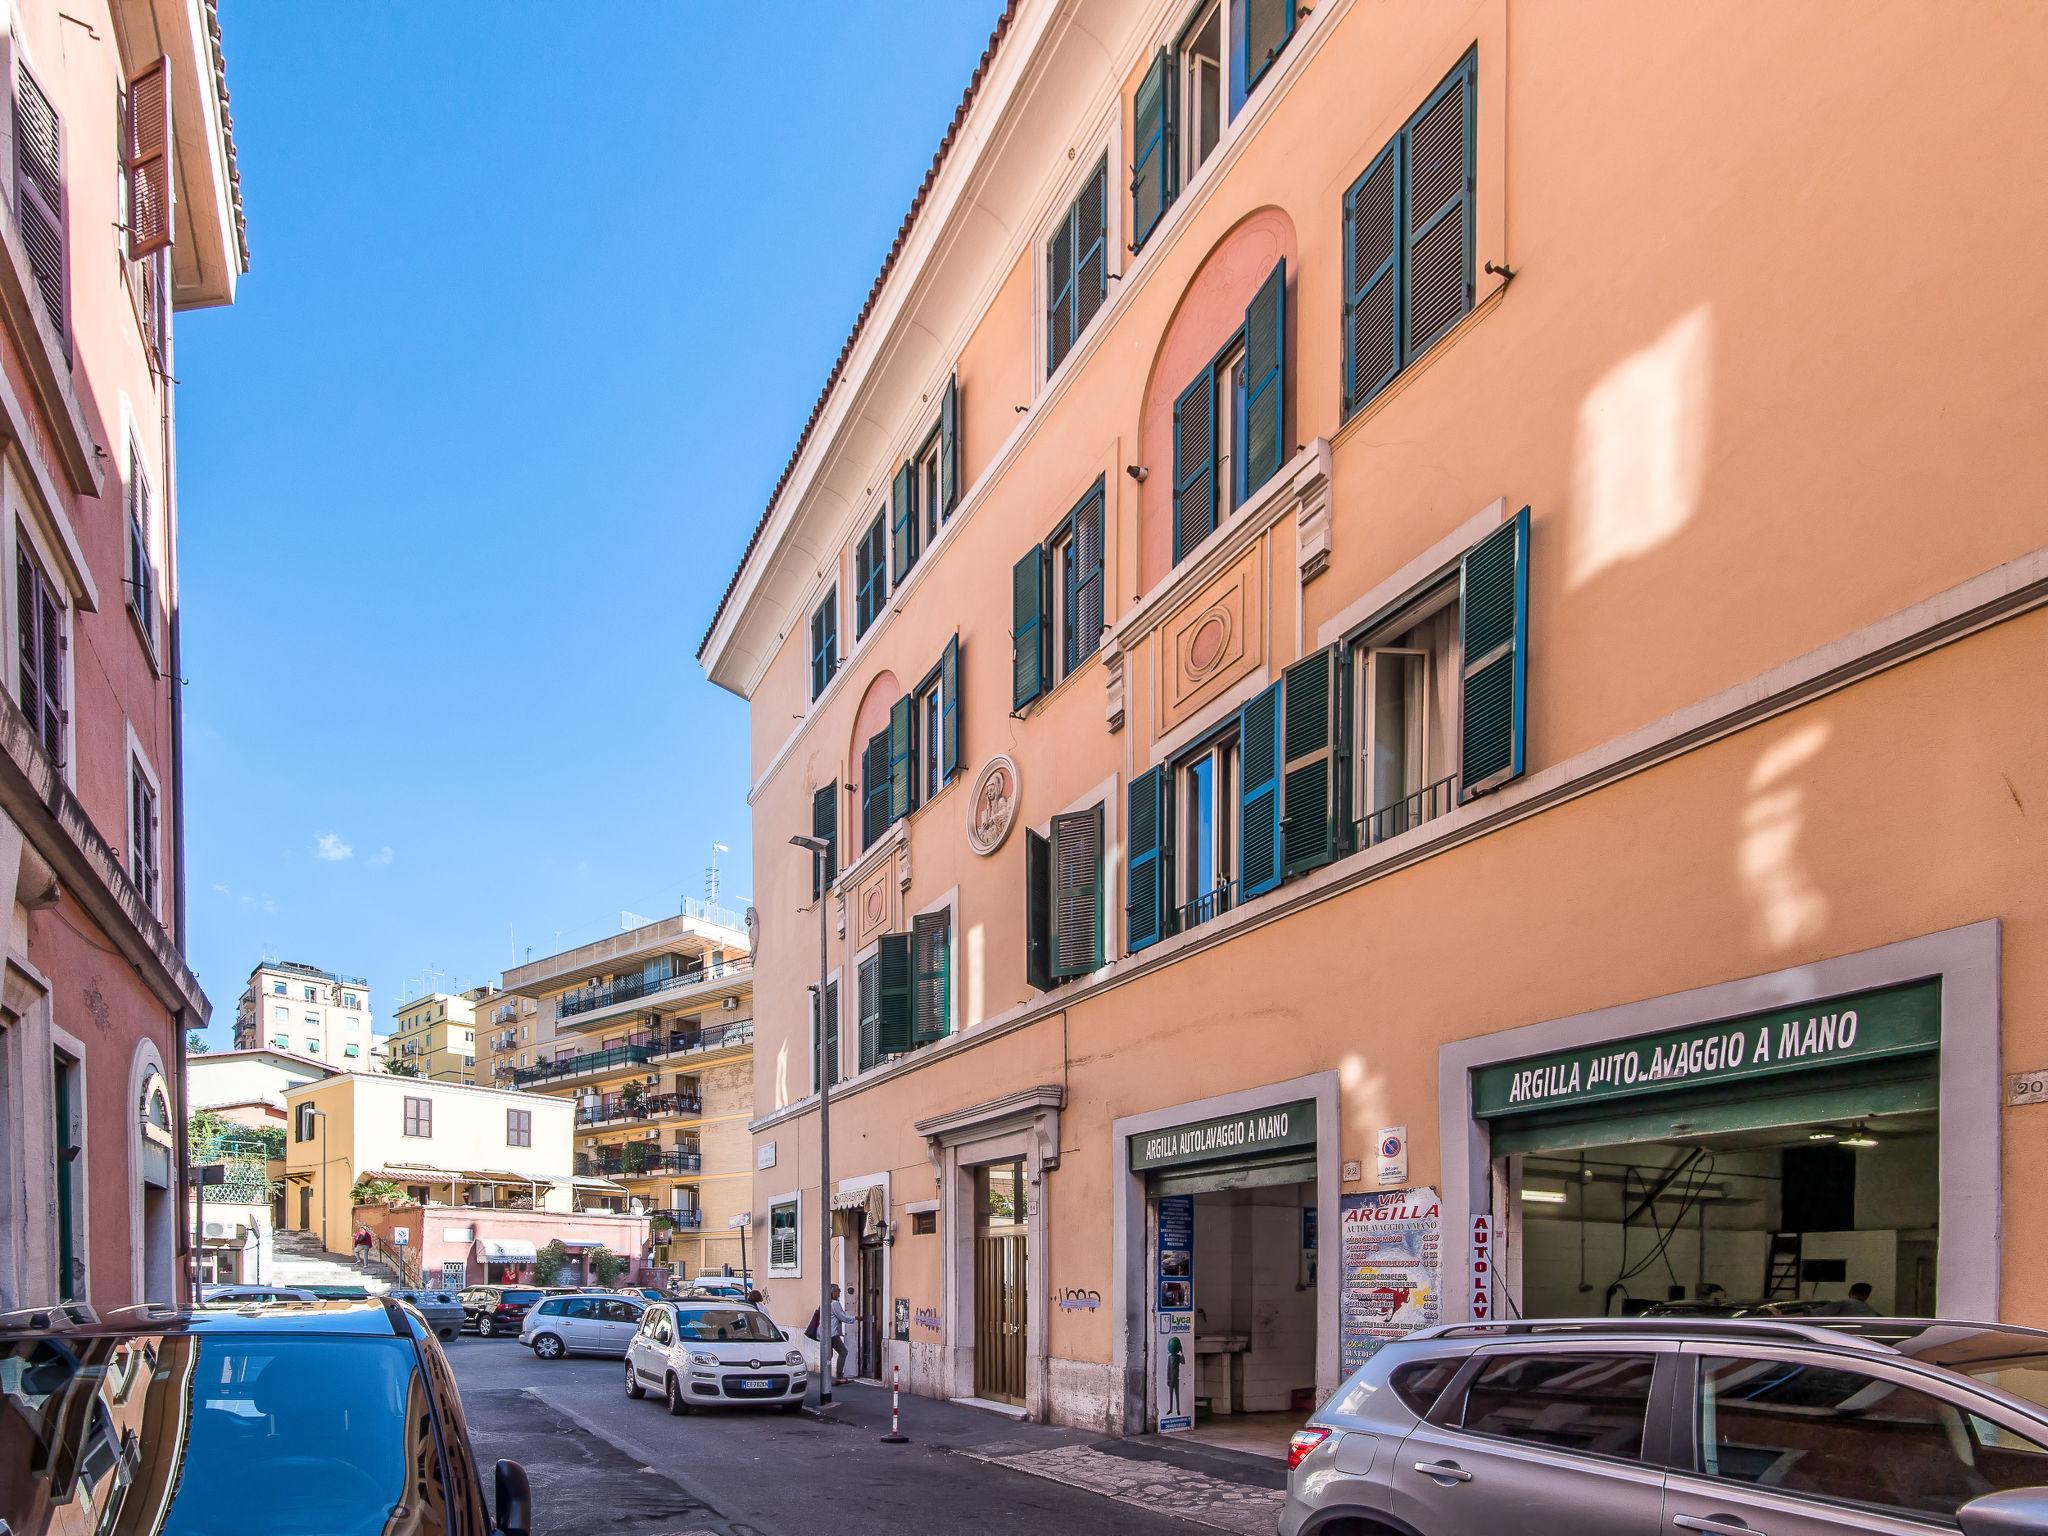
[
  {"x1": 1960, "y1": 1489, "x2": 2048, "y2": 1535},
  {"x1": 777, "y1": 1327, "x2": 791, "y2": 1341},
  {"x1": 494, "y1": 1459, "x2": 533, "y2": 1536}
]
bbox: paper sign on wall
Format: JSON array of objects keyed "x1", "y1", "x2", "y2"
[{"x1": 1339, "y1": 1187, "x2": 1441, "y2": 1374}]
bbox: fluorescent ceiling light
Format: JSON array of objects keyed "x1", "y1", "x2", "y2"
[
  {"x1": 1520, "y1": 1188, "x2": 1568, "y2": 1204},
  {"x1": 1807, "y1": 1131, "x2": 1839, "y2": 1141},
  {"x1": 1839, "y1": 1128, "x2": 1878, "y2": 1148}
]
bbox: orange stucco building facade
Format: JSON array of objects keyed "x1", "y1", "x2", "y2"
[{"x1": 702, "y1": 0, "x2": 2048, "y2": 1433}]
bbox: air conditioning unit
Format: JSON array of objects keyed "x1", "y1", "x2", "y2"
[
  {"x1": 643, "y1": 1129, "x2": 660, "y2": 1141},
  {"x1": 203, "y1": 1221, "x2": 227, "y2": 1239},
  {"x1": 721, "y1": 998, "x2": 738, "y2": 1012},
  {"x1": 645, "y1": 1074, "x2": 660, "y2": 1086}
]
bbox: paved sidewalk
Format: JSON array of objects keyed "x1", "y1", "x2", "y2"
[{"x1": 811, "y1": 1380, "x2": 1288, "y2": 1535}]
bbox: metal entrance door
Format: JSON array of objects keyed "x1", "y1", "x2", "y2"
[
  {"x1": 858, "y1": 1239, "x2": 884, "y2": 1379},
  {"x1": 974, "y1": 1159, "x2": 1028, "y2": 1404}
]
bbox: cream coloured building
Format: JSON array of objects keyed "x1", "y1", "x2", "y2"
[{"x1": 232, "y1": 961, "x2": 375, "y2": 1070}]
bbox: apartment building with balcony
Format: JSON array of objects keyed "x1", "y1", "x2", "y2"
[
  {"x1": 501, "y1": 906, "x2": 755, "y2": 1280},
  {"x1": 478, "y1": 986, "x2": 542, "y2": 1086},
  {"x1": 0, "y1": 0, "x2": 247, "y2": 1313},
  {"x1": 231, "y1": 959, "x2": 374, "y2": 1069},
  {"x1": 702, "y1": 0, "x2": 2048, "y2": 1438},
  {"x1": 386, "y1": 988, "x2": 477, "y2": 1083}
]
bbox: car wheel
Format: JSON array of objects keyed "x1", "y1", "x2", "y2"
[
  {"x1": 480, "y1": 1316, "x2": 498, "y2": 1338},
  {"x1": 532, "y1": 1333, "x2": 565, "y2": 1361},
  {"x1": 625, "y1": 1361, "x2": 645, "y2": 1400},
  {"x1": 664, "y1": 1373, "x2": 689, "y2": 1416},
  {"x1": 438, "y1": 1327, "x2": 457, "y2": 1342}
]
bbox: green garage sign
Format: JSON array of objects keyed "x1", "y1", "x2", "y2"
[
  {"x1": 1472, "y1": 980, "x2": 1939, "y2": 1119},
  {"x1": 1130, "y1": 1099, "x2": 1317, "y2": 1171}
]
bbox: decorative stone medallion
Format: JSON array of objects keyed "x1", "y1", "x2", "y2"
[{"x1": 965, "y1": 755, "x2": 1021, "y2": 857}]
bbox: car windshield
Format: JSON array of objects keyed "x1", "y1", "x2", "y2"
[
  {"x1": 500, "y1": 1290, "x2": 541, "y2": 1304},
  {"x1": 0, "y1": 1331, "x2": 437, "y2": 1536},
  {"x1": 673, "y1": 1308, "x2": 780, "y2": 1344}
]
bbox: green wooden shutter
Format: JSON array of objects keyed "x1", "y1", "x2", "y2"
[
  {"x1": 1051, "y1": 804, "x2": 1104, "y2": 978},
  {"x1": 1067, "y1": 481, "x2": 1105, "y2": 674},
  {"x1": 861, "y1": 729, "x2": 891, "y2": 848},
  {"x1": 1047, "y1": 202, "x2": 1075, "y2": 374},
  {"x1": 1238, "y1": 680, "x2": 1283, "y2": 896},
  {"x1": 1344, "y1": 138, "x2": 1402, "y2": 416},
  {"x1": 811, "y1": 783, "x2": 838, "y2": 898},
  {"x1": 888, "y1": 693, "x2": 915, "y2": 820},
  {"x1": 940, "y1": 633, "x2": 961, "y2": 782},
  {"x1": 1012, "y1": 545, "x2": 1050, "y2": 710},
  {"x1": 1025, "y1": 828, "x2": 1053, "y2": 990},
  {"x1": 1126, "y1": 764, "x2": 1169, "y2": 952},
  {"x1": 813, "y1": 981, "x2": 840, "y2": 1090},
  {"x1": 890, "y1": 460, "x2": 916, "y2": 582},
  {"x1": 1242, "y1": 0, "x2": 1296, "y2": 93},
  {"x1": 1280, "y1": 646, "x2": 1345, "y2": 877},
  {"x1": 1460, "y1": 507, "x2": 1529, "y2": 799},
  {"x1": 876, "y1": 933, "x2": 914, "y2": 1057},
  {"x1": 1073, "y1": 161, "x2": 1108, "y2": 344},
  {"x1": 939, "y1": 373, "x2": 961, "y2": 515},
  {"x1": 912, "y1": 909, "x2": 951, "y2": 1044},
  {"x1": 1403, "y1": 49, "x2": 1476, "y2": 364},
  {"x1": 1242, "y1": 260, "x2": 1287, "y2": 499},
  {"x1": 857, "y1": 954, "x2": 881, "y2": 1071},
  {"x1": 1172, "y1": 364, "x2": 1218, "y2": 564},
  {"x1": 1131, "y1": 48, "x2": 1174, "y2": 250}
]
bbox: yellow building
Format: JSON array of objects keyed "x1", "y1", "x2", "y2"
[
  {"x1": 386, "y1": 991, "x2": 478, "y2": 1083},
  {"x1": 478, "y1": 987, "x2": 544, "y2": 1088},
  {"x1": 502, "y1": 907, "x2": 755, "y2": 1281}
]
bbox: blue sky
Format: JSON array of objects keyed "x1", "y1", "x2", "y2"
[{"x1": 177, "y1": 3, "x2": 1006, "y2": 1044}]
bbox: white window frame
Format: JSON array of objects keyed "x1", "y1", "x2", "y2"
[
  {"x1": 1177, "y1": 0, "x2": 1226, "y2": 180},
  {"x1": 1347, "y1": 579, "x2": 1462, "y2": 846},
  {"x1": 1174, "y1": 724, "x2": 1239, "y2": 924},
  {"x1": 767, "y1": 1191, "x2": 802, "y2": 1278},
  {"x1": 1033, "y1": 109, "x2": 1124, "y2": 393},
  {"x1": 123, "y1": 723, "x2": 162, "y2": 916}
]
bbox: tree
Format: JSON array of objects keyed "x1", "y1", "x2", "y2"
[
  {"x1": 186, "y1": 1030, "x2": 210, "y2": 1055},
  {"x1": 186, "y1": 1108, "x2": 231, "y2": 1147},
  {"x1": 384, "y1": 1058, "x2": 422, "y2": 1078},
  {"x1": 350, "y1": 1177, "x2": 406, "y2": 1206},
  {"x1": 589, "y1": 1246, "x2": 628, "y2": 1286},
  {"x1": 531, "y1": 1239, "x2": 570, "y2": 1286}
]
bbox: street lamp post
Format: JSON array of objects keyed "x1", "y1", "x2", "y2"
[{"x1": 789, "y1": 833, "x2": 833, "y2": 1406}]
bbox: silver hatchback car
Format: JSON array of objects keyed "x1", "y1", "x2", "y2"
[{"x1": 1284, "y1": 1318, "x2": 2048, "y2": 1536}]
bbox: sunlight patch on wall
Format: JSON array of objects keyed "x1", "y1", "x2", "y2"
[
  {"x1": 1739, "y1": 721, "x2": 1831, "y2": 951},
  {"x1": 968, "y1": 920, "x2": 985, "y2": 1028},
  {"x1": 774, "y1": 1038, "x2": 789, "y2": 1110},
  {"x1": 1568, "y1": 304, "x2": 1714, "y2": 590}
]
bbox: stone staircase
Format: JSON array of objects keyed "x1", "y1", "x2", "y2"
[{"x1": 269, "y1": 1227, "x2": 394, "y2": 1293}]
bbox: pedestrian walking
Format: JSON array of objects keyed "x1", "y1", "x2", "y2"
[
  {"x1": 805, "y1": 1284, "x2": 857, "y2": 1379},
  {"x1": 352, "y1": 1226, "x2": 373, "y2": 1269}
]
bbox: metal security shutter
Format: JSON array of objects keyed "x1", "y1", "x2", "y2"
[
  {"x1": 1343, "y1": 140, "x2": 1401, "y2": 416},
  {"x1": 14, "y1": 59, "x2": 65, "y2": 345},
  {"x1": 1238, "y1": 681, "x2": 1282, "y2": 897},
  {"x1": 1241, "y1": 261, "x2": 1287, "y2": 499},
  {"x1": 876, "y1": 933, "x2": 914, "y2": 1058},
  {"x1": 1051, "y1": 804, "x2": 1104, "y2": 978},
  {"x1": 1065, "y1": 481, "x2": 1105, "y2": 675},
  {"x1": 125, "y1": 56, "x2": 173, "y2": 259},
  {"x1": 1459, "y1": 507, "x2": 1529, "y2": 798},
  {"x1": 1280, "y1": 646, "x2": 1344, "y2": 876},
  {"x1": 1125, "y1": 765, "x2": 1169, "y2": 953},
  {"x1": 811, "y1": 783, "x2": 838, "y2": 897},
  {"x1": 1012, "y1": 545, "x2": 1050, "y2": 709},
  {"x1": 1131, "y1": 49, "x2": 1174, "y2": 250},
  {"x1": 1404, "y1": 51, "x2": 1476, "y2": 363},
  {"x1": 1172, "y1": 364, "x2": 1218, "y2": 563},
  {"x1": 911, "y1": 910, "x2": 951, "y2": 1045}
]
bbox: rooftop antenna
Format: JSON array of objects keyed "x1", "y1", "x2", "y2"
[{"x1": 707, "y1": 842, "x2": 730, "y2": 906}]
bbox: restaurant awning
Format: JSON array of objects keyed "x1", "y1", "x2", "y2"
[{"x1": 478, "y1": 1238, "x2": 538, "y2": 1263}]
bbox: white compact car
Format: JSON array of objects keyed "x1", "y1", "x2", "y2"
[
  {"x1": 624, "y1": 1300, "x2": 806, "y2": 1412},
  {"x1": 520, "y1": 1291, "x2": 646, "y2": 1359}
]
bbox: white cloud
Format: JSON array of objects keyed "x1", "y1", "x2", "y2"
[
  {"x1": 369, "y1": 846, "x2": 394, "y2": 866},
  {"x1": 314, "y1": 832, "x2": 353, "y2": 862},
  {"x1": 209, "y1": 882, "x2": 230, "y2": 895}
]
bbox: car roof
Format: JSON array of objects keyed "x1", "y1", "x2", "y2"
[
  {"x1": 0, "y1": 1298, "x2": 412, "y2": 1341},
  {"x1": 1404, "y1": 1316, "x2": 2048, "y2": 1359}
]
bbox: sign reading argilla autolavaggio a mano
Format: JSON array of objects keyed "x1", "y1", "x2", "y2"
[
  {"x1": 1472, "y1": 980, "x2": 1940, "y2": 1117},
  {"x1": 1128, "y1": 1099, "x2": 1317, "y2": 1170}
]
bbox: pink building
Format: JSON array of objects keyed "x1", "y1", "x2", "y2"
[
  {"x1": 0, "y1": 0, "x2": 246, "y2": 1311},
  {"x1": 354, "y1": 1202, "x2": 657, "y2": 1291}
]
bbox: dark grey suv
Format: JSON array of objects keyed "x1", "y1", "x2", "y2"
[{"x1": 1284, "y1": 1318, "x2": 2048, "y2": 1535}]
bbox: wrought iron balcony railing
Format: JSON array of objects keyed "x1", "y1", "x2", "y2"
[
  {"x1": 578, "y1": 1147, "x2": 703, "y2": 1177},
  {"x1": 661, "y1": 1018, "x2": 753, "y2": 1056},
  {"x1": 557, "y1": 958, "x2": 754, "y2": 1020},
  {"x1": 513, "y1": 1042, "x2": 655, "y2": 1086},
  {"x1": 1355, "y1": 774, "x2": 1459, "y2": 850},
  {"x1": 575, "y1": 1091, "x2": 702, "y2": 1129},
  {"x1": 654, "y1": 1208, "x2": 704, "y2": 1230}
]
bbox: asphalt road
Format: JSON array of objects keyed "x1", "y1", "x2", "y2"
[{"x1": 445, "y1": 1333, "x2": 1216, "y2": 1536}]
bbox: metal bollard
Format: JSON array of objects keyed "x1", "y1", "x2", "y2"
[{"x1": 879, "y1": 1362, "x2": 908, "y2": 1443}]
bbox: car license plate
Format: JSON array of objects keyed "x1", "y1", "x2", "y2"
[{"x1": 739, "y1": 1377, "x2": 774, "y2": 1390}]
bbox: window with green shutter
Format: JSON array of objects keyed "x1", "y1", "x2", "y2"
[
  {"x1": 808, "y1": 589, "x2": 838, "y2": 701},
  {"x1": 1241, "y1": 261, "x2": 1287, "y2": 500},
  {"x1": 1131, "y1": 49, "x2": 1175, "y2": 250},
  {"x1": 811, "y1": 783, "x2": 838, "y2": 898},
  {"x1": 861, "y1": 728, "x2": 892, "y2": 850},
  {"x1": 857, "y1": 953, "x2": 881, "y2": 1072},
  {"x1": 1024, "y1": 827, "x2": 1053, "y2": 991},
  {"x1": 1238, "y1": 680, "x2": 1283, "y2": 897},
  {"x1": 891, "y1": 460, "x2": 917, "y2": 583},
  {"x1": 1172, "y1": 363, "x2": 1217, "y2": 564},
  {"x1": 912, "y1": 909, "x2": 951, "y2": 1044},
  {"x1": 1060, "y1": 480, "x2": 1105, "y2": 678},
  {"x1": 855, "y1": 512, "x2": 889, "y2": 636},
  {"x1": 876, "y1": 933, "x2": 914, "y2": 1058},
  {"x1": 1012, "y1": 545, "x2": 1051, "y2": 710},
  {"x1": 1047, "y1": 159, "x2": 1109, "y2": 376},
  {"x1": 812, "y1": 980, "x2": 840, "y2": 1091},
  {"x1": 1459, "y1": 507, "x2": 1529, "y2": 798},
  {"x1": 1343, "y1": 49, "x2": 1476, "y2": 420},
  {"x1": 940, "y1": 634, "x2": 960, "y2": 782},
  {"x1": 939, "y1": 373, "x2": 962, "y2": 514},
  {"x1": 1126, "y1": 765, "x2": 1169, "y2": 952},
  {"x1": 1240, "y1": 0, "x2": 1297, "y2": 98},
  {"x1": 1051, "y1": 804, "x2": 1104, "y2": 978},
  {"x1": 889, "y1": 694, "x2": 915, "y2": 821},
  {"x1": 1281, "y1": 646, "x2": 1345, "y2": 877}
]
